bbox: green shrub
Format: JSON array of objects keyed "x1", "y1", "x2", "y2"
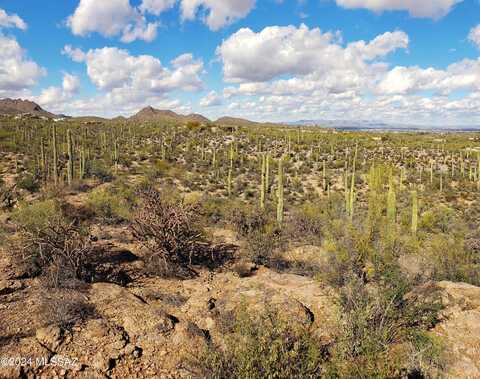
[
  {"x1": 12, "y1": 199, "x2": 64, "y2": 235},
  {"x1": 17, "y1": 174, "x2": 40, "y2": 193},
  {"x1": 89, "y1": 162, "x2": 113, "y2": 182},
  {"x1": 197, "y1": 305, "x2": 328, "y2": 378},
  {"x1": 326, "y1": 272, "x2": 443, "y2": 378},
  {"x1": 86, "y1": 185, "x2": 132, "y2": 224}
]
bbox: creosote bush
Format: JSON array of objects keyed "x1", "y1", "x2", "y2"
[
  {"x1": 87, "y1": 182, "x2": 134, "y2": 224},
  {"x1": 197, "y1": 305, "x2": 328, "y2": 378},
  {"x1": 325, "y1": 272, "x2": 444, "y2": 378}
]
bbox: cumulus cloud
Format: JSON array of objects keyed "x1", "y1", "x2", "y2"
[
  {"x1": 62, "y1": 45, "x2": 204, "y2": 115},
  {"x1": 377, "y1": 59, "x2": 480, "y2": 95},
  {"x1": 217, "y1": 24, "x2": 407, "y2": 85},
  {"x1": 335, "y1": 0, "x2": 463, "y2": 19},
  {"x1": 67, "y1": 0, "x2": 158, "y2": 43},
  {"x1": 35, "y1": 73, "x2": 81, "y2": 112},
  {"x1": 469, "y1": 25, "x2": 480, "y2": 48},
  {"x1": 62, "y1": 45, "x2": 86, "y2": 63},
  {"x1": 0, "y1": 33, "x2": 46, "y2": 97},
  {"x1": 180, "y1": 0, "x2": 256, "y2": 30},
  {"x1": 215, "y1": 23, "x2": 480, "y2": 125},
  {"x1": 0, "y1": 8, "x2": 27, "y2": 30},
  {"x1": 200, "y1": 90, "x2": 222, "y2": 106},
  {"x1": 140, "y1": 0, "x2": 177, "y2": 15},
  {"x1": 62, "y1": 73, "x2": 81, "y2": 94},
  {"x1": 67, "y1": 0, "x2": 253, "y2": 43}
]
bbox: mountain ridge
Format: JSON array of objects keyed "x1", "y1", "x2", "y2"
[{"x1": 0, "y1": 98, "x2": 55, "y2": 118}]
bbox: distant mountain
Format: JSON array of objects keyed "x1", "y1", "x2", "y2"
[
  {"x1": 130, "y1": 106, "x2": 211, "y2": 124},
  {"x1": 0, "y1": 98, "x2": 55, "y2": 118},
  {"x1": 288, "y1": 119, "x2": 480, "y2": 131},
  {"x1": 288, "y1": 119, "x2": 390, "y2": 128},
  {"x1": 215, "y1": 116, "x2": 260, "y2": 127}
]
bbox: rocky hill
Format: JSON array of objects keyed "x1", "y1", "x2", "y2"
[
  {"x1": 0, "y1": 98, "x2": 55, "y2": 118},
  {"x1": 215, "y1": 116, "x2": 260, "y2": 127},
  {"x1": 130, "y1": 106, "x2": 211, "y2": 124}
]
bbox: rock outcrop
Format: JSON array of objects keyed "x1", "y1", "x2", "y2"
[
  {"x1": 1, "y1": 264, "x2": 480, "y2": 378},
  {"x1": 432, "y1": 281, "x2": 480, "y2": 379}
]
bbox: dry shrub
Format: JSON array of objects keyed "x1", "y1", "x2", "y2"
[
  {"x1": 0, "y1": 182, "x2": 16, "y2": 209},
  {"x1": 131, "y1": 188, "x2": 234, "y2": 278},
  {"x1": 20, "y1": 219, "x2": 92, "y2": 288},
  {"x1": 39, "y1": 288, "x2": 97, "y2": 330}
]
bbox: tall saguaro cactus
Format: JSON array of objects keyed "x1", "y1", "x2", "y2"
[
  {"x1": 277, "y1": 156, "x2": 284, "y2": 225},
  {"x1": 348, "y1": 143, "x2": 358, "y2": 220},
  {"x1": 387, "y1": 176, "x2": 396, "y2": 224},
  {"x1": 67, "y1": 129, "x2": 74, "y2": 186},
  {"x1": 260, "y1": 154, "x2": 266, "y2": 210},
  {"x1": 265, "y1": 153, "x2": 270, "y2": 194},
  {"x1": 52, "y1": 124, "x2": 58, "y2": 185},
  {"x1": 411, "y1": 190, "x2": 418, "y2": 236}
]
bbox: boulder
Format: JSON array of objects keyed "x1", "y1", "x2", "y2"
[
  {"x1": 180, "y1": 268, "x2": 338, "y2": 345},
  {"x1": 432, "y1": 281, "x2": 480, "y2": 379}
]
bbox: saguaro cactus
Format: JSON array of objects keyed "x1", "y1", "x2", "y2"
[
  {"x1": 411, "y1": 190, "x2": 418, "y2": 236},
  {"x1": 322, "y1": 160, "x2": 326, "y2": 191},
  {"x1": 260, "y1": 154, "x2": 266, "y2": 210},
  {"x1": 227, "y1": 168, "x2": 232, "y2": 197},
  {"x1": 67, "y1": 129, "x2": 74, "y2": 186},
  {"x1": 277, "y1": 156, "x2": 284, "y2": 225},
  {"x1": 265, "y1": 153, "x2": 270, "y2": 194},
  {"x1": 52, "y1": 124, "x2": 58, "y2": 185},
  {"x1": 387, "y1": 176, "x2": 396, "y2": 224},
  {"x1": 348, "y1": 144, "x2": 358, "y2": 220}
]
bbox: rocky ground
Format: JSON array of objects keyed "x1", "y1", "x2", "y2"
[{"x1": 1, "y1": 227, "x2": 480, "y2": 378}]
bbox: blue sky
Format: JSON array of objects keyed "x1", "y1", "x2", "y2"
[{"x1": 0, "y1": 0, "x2": 479, "y2": 125}]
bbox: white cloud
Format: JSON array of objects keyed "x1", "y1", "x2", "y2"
[
  {"x1": 217, "y1": 24, "x2": 407, "y2": 84},
  {"x1": 0, "y1": 33, "x2": 45, "y2": 97},
  {"x1": 335, "y1": 0, "x2": 463, "y2": 19},
  {"x1": 0, "y1": 8, "x2": 27, "y2": 30},
  {"x1": 140, "y1": 0, "x2": 177, "y2": 15},
  {"x1": 180, "y1": 0, "x2": 255, "y2": 30},
  {"x1": 35, "y1": 73, "x2": 81, "y2": 112},
  {"x1": 214, "y1": 23, "x2": 480, "y2": 125},
  {"x1": 377, "y1": 59, "x2": 480, "y2": 95},
  {"x1": 62, "y1": 45, "x2": 203, "y2": 115},
  {"x1": 62, "y1": 45, "x2": 86, "y2": 63},
  {"x1": 469, "y1": 25, "x2": 480, "y2": 48},
  {"x1": 67, "y1": 0, "x2": 254, "y2": 42},
  {"x1": 200, "y1": 90, "x2": 222, "y2": 106},
  {"x1": 67, "y1": 0, "x2": 158, "y2": 43},
  {"x1": 62, "y1": 73, "x2": 81, "y2": 94}
]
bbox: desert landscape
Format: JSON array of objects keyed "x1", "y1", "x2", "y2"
[
  {"x1": 0, "y1": 98, "x2": 479, "y2": 378},
  {"x1": 2, "y1": 0, "x2": 480, "y2": 378}
]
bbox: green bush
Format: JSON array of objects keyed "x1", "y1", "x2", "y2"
[
  {"x1": 12, "y1": 199, "x2": 64, "y2": 235},
  {"x1": 17, "y1": 174, "x2": 40, "y2": 193},
  {"x1": 326, "y1": 273, "x2": 443, "y2": 378},
  {"x1": 86, "y1": 185, "x2": 132, "y2": 224},
  {"x1": 89, "y1": 162, "x2": 113, "y2": 182},
  {"x1": 197, "y1": 305, "x2": 327, "y2": 378}
]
